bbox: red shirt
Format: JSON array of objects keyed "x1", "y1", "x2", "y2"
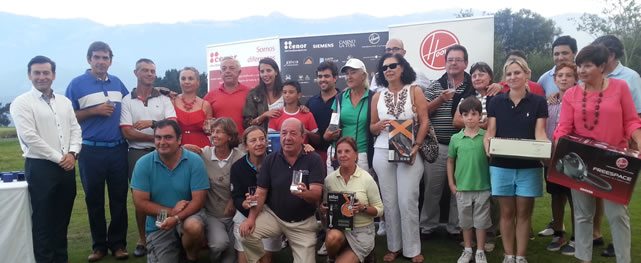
[
  {"x1": 204, "y1": 83, "x2": 250, "y2": 134},
  {"x1": 500, "y1": 80, "x2": 545, "y2": 97},
  {"x1": 268, "y1": 108, "x2": 318, "y2": 143}
]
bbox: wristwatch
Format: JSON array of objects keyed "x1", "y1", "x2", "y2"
[
  {"x1": 360, "y1": 204, "x2": 368, "y2": 213},
  {"x1": 555, "y1": 152, "x2": 612, "y2": 192},
  {"x1": 69, "y1": 151, "x2": 77, "y2": 159}
]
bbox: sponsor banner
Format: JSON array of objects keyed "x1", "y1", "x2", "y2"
[
  {"x1": 280, "y1": 32, "x2": 388, "y2": 100},
  {"x1": 206, "y1": 37, "x2": 280, "y2": 90},
  {"x1": 389, "y1": 17, "x2": 494, "y2": 80}
]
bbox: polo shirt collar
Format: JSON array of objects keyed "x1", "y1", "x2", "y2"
[
  {"x1": 218, "y1": 82, "x2": 247, "y2": 94},
  {"x1": 333, "y1": 166, "x2": 363, "y2": 178},
  {"x1": 462, "y1": 128, "x2": 485, "y2": 139},
  {"x1": 29, "y1": 86, "x2": 55, "y2": 100},
  {"x1": 503, "y1": 90, "x2": 532, "y2": 102},
  {"x1": 85, "y1": 69, "x2": 110, "y2": 82},
  {"x1": 153, "y1": 148, "x2": 189, "y2": 167},
  {"x1": 210, "y1": 146, "x2": 233, "y2": 162},
  {"x1": 344, "y1": 88, "x2": 369, "y2": 101},
  {"x1": 276, "y1": 147, "x2": 305, "y2": 161},
  {"x1": 130, "y1": 87, "x2": 162, "y2": 99},
  {"x1": 547, "y1": 66, "x2": 557, "y2": 77},
  {"x1": 609, "y1": 61, "x2": 624, "y2": 77}
]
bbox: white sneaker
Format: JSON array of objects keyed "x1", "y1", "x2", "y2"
[
  {"x1": 317, "y1": 243, "x2": 327, "y2": 256},
  {"x1": 484, "y1": 241, "x2": 495, "y2": 252},
  {"x1": 515, "y1": 257, "x2": 528, "y2": 263},
  {"x1": 502, "y1": 255, "x2": 515, "y2": 263},
  {"x1": 456, "y1": 250, "x2": 473, "y2": 263},
  {"x1": 475, "y1": 251, "x2": 488, "y2": 263},
  {"x1": 377, "y1": 221, "x2": 386, "y2": 236}
]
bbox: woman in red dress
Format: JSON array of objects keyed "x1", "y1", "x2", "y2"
[{"x1": 173, "y1": 67, "x2": 213, "y2": 147}]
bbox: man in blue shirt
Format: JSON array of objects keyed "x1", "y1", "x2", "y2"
[
  {"x1": 131, "y1": 119, "x2": 209, "y2": 263},
  {"x1": 537, "y1": 36, "x2": 577, "y2": 96},
  {"x1": 305, "y1": 60, "x2": 339, "y2": 164},
  {"x1": 65, "y1": 41, "x2": 130, "y2": 261}
]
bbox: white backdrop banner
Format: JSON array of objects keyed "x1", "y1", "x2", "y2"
[{"x1": 389, "y1": 16, "x2": 494, "y2": 80}]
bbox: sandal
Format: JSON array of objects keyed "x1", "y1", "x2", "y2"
[
  {"x1": 411, "y1": 254, "x2": 424, "y2": 263},
  {"x1": 383, "y1": 251, "x2": 400, "y2": 262}
]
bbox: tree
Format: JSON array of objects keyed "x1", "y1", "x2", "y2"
[
  {"x1": 0, "y1": 102, "x2": 11, "y2": 126},
  {"x1": 573, "y1": 0, "x2": 641, "y2": 71},
  {"x1": 455, "y1": 9, "x2": 474, "y2": 18},
  {"x1": 154, "y1": 69, "x2": 209, "y2": 98}
]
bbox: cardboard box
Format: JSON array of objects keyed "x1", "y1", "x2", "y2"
[
  {"x1": 489, "y1": 138, "x2": 552, "y2": 160},
  {"x1": 548, "y1": 135, "x2": 641, "y2": 205},
  {"x1": 388, "y1": 119, "x2": 414, "y2": 163},
  {"x1": 327, "y1": 192, "x2": 355, "y2": 231}
]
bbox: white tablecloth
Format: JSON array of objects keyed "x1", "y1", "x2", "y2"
[{"x1": 0, "y1": 181, "x2": 35, "y2": 263}]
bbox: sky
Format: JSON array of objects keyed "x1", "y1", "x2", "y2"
[{"x1": 0, "y1": 0, "x2": 606, "y2": 25}]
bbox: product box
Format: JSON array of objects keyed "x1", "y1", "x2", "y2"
[
  {"x1": 548, "y1": 135, "x2": 641, "y2": 205},
  {"x1": 489, "y1": 138, "x2": 552, "y2": 160},
  {"x1": 327, "y1": 192, "x2": 355, "y2": 231},
  {"x1": 388, "y1": 119, "x2": 415, "y2": 163}
]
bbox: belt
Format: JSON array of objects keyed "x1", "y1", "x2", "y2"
[
  {"x1": 82, "y1": 139, "x2": 126, "y2": 147},
  {"x1": 129, "y1": 147, "x2": 155, "y2": 152}
]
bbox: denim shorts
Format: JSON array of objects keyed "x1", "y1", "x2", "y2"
[{"x1": 490, "y1": 166, "x2": 543, "y2": 197}]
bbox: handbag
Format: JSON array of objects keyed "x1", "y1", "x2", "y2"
[{"x1": 409, "y1": 85, "x2": 439, "y2": 163}]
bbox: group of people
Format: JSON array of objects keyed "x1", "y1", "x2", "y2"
[{"x1": 9, "y1": 33, "x2": 641, "y2": 263}]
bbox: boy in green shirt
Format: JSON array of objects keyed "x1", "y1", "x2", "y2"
[{"x1": 447, "y1": 96, "x2": 491, "y2": 263}]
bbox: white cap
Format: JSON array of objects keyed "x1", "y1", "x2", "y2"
[{"x1": 340, "y1": 58, "x2": 366, "y2": 73}]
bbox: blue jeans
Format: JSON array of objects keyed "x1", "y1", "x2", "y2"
[{"x1": 78, "y1": 143, "x2": 129, "y2": 252}]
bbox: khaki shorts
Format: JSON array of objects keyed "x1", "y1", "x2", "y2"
[{"x1": 456, "y1": 191, "x2": 492, "y2": 230}]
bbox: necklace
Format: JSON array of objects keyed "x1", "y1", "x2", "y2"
[
  {"x1": 181, "y1": 95, "x2": 197, "y2": 111},
  {"x1": 581, "y1": 79, "x2": 605, "y2": 131}
]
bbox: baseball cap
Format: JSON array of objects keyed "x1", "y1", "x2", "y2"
[{"x1": 340, "y1": 58, "x2": 366, "y2": 73}]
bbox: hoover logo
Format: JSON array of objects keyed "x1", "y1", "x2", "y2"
[
  {"x1": 369, "y1": 33, "x2": 381, "y2": 45},
  {"x1": 616, "y1": 157, "x2": 629, "y2": 169},
  {"x1": 420, "y1": 30, "x2": 460, "y2": 70},
  {"x1": 283, "y1": 41, "x2": 307, "y2": 51}
]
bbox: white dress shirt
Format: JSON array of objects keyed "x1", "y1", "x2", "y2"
[{"x1": 10, "y1": 87, "x2": 82, "y2": 163}]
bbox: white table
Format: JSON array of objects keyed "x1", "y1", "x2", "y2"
[{"x1": 0, "y1": 181, "x2": 35, "y2": 263}]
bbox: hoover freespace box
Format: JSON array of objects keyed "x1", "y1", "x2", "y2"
[{"x1": 548, "y1": 135, "x2": 641, "y2": 205}]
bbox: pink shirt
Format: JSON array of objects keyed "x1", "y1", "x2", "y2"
[
  {"x1": 554, "y1": 78, "x2": 641, "y2": 148},
  {"x1": 204, "y1": 83, "x2": 250, "y2": 134}
]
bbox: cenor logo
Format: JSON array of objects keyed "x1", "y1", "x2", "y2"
[
  {"x1": 420, "y1": 30, "x2": 460, "y2": 70},
  {"x1": 616, "y1": 157, "x2": 629, "y2": 169}
]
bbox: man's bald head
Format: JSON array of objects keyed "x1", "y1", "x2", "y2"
[
  {"x1": 282, "y1": 118, "x2": 304, "y2": 134},
  {"x1": 280, "y1": 118, "x2": 305, "y2": 155},
  {"x1": 385, "y1": 39, "x2": 406, "y2": 56}
]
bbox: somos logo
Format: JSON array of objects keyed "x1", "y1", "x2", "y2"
[
  {"x1": 616, "y1": 157, "x2": 629, "y2": 169},
  {"x1": 420, "y1": 30, "x2": 460, "y2": 70}
]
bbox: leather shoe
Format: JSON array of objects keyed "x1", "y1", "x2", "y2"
[
  {"x1": 113, "y1": 248, "x2": 129, "y2": 260},
  {"x1": 87, "y1": 250, "x2": 106, "y2": 262},
  {"x1": 134, "y1": 244, "x2": 147, "y2": 257}
]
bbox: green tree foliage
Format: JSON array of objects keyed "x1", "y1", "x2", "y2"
[
  {"x1": 573, "y1": 0, "x2": 641, "y2": 72},
  {"x1": 455, "y1": 9, "x2": 474, "y2": 18},
  {"x1": 0, "y1": 103, "x2": 11, "y2": 126},
  {"x1": 154, "y1": 69, "x2": 209, "y2": 98}
]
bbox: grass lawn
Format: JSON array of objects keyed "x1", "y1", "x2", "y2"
[{"x1": 1, "y1": 137, "x2": 639, "y2": 262}]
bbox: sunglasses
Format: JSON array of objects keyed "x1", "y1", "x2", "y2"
[{"x1": 381, "y1": 63, "x2": 399, "y2": 71}]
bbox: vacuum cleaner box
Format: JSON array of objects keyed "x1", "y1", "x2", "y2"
[
  {"x1": 489, "y1": 138, "x2": 552, "y2": 159},
  {"x1": 548, "y1": 135, "x2": 641, "y2": 205}
]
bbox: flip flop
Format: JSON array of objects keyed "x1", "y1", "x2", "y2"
[
  {"x1": 411, "y1": 254, "x2": 425, "y2": 263},
  {"x1": 383, "y1": 251, "x2": 400, "y2": 262}
]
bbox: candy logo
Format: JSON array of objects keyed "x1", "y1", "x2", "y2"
[
  {"x1": 420, "y1": 30, "x2": 460, "y2": 70},
  {"x1": 616, "y1": 157, "x2": 629, "y2": 169}
]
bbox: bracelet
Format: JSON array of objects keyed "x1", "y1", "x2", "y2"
[{"x1": 360, "y1": 204, "x2": 367, "y2": 212}]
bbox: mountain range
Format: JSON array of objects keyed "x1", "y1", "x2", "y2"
[{"x1": 0, "y1": 10, "x2": 593, "y2": 104}]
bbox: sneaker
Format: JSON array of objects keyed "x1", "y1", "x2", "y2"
[
  {"x1": 484, "y1": 241, "x2": 495, "y2": 252},
  {"x1": 133, "y1": 244, "x2": 147, "y2": 257},
  {"x1": 537, "y1": 221, "x2": 555, "y2": 236},
  {"x1": 456, "y1": 250, "x2": 474, "y2": 263},
  {"x1": 317, "y1": 243, "x2": 328, "y2": 256},
  {"x1": 281, "y1": 237, "x2": 289, "y2": 249},
  {"x1": 529, "y1": 232, "x2": 535, "y2": 240},
  {"x1": 502, "y1": 255, "x2": 515, "y2": 263},
  {"x1": 515, "y1": 257, "x2": 528, "y2": 263},
  {"x1": 377, "y1": 221, "x2": 386, "y2": 236},
  {"x1": 546, "y1": 236, "x2": 565, "y2": 251},
  {"x1": 601, "y1": 243, "x2": 615, "y2": 257},
  {"x1": 475, "y1": 251, "x2": 488, "y2": 263},
  {"x1": 560, "y1": 241, "x2": 575, "y2": 256}
]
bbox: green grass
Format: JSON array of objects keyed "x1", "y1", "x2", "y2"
[
  {"x1": 1, "y1": 137, "x2": 639, "y2": 262},
  {"x1": 0, "y1": 127, "x2": 17, "y2": 138}
]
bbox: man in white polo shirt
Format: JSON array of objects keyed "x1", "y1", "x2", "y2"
[{"x1": 120, "y1": 58, "x2": 176, "y2": 257}]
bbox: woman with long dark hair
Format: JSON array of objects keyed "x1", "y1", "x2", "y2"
[{"x1": 243, "y1": 58, "x2": 284, "y2": 130}]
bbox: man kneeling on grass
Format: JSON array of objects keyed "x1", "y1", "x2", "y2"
[{"x1": 131, "y1": 119, "x2": 209, "y2": 263}]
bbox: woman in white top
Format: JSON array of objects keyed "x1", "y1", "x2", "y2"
[{"x1": 370, "y1": 53, "x2": 430, "y2": 263}]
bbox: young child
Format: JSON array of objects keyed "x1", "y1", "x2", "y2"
[
  {"x1": 268, "y1": 80, "x2": 319, "y2": 143},
  {"x1": 447, "y1": 96, "x2": 491, "y2": 263}
]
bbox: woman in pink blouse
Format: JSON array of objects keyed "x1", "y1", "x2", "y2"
[{"x1": 553, "y1": 44, "x2": 641, "y2": 263}]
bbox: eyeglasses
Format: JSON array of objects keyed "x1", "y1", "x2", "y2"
[
  {"x1": 385, "y1": 47, "x2": 403, "y2": 52},
  {"x1": 447, "y1": 58, "x2": 465, "y2": 63},
  {"x1": 381, "y1": 63, "x2": 399, "y2": 71}
]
